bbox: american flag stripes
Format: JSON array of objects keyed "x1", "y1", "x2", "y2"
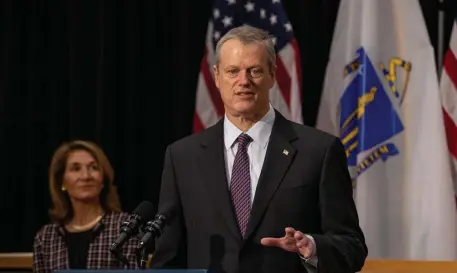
[{"x1": 440, "y1": 14, "x2": 457, "y2": 202}]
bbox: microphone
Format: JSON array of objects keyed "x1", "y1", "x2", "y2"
[
  {"x1": 137, "y1": 211, "x2": 172, "y2": 251},
  {"x1": 110, "y1": 201, "x2": 156, "y2": 254},
  {"x1": 136, "y1": 204, "x2": 175, "y2": 269}
]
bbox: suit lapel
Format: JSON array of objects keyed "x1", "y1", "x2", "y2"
[
  {"x1": 244, "y1": 111, "x2": 297, "y2": 240},
  {"x1": 198, "y1": 120, "x2": 242, "y2": 242}
]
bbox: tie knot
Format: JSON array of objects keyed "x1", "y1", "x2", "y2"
[{"x1": 235, "y1": 133, "x2": 253, "y2": 148}]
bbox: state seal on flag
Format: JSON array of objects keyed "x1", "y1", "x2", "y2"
[{"x1": 339, "y1": 47, "x2": 412, "y2": 187}]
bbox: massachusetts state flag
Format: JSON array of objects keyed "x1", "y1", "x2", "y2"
[{"x1": 317, "y1": 0, "x2": 457, "y2": 260}]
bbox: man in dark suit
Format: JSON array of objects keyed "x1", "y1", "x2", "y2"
[{"x1": 150, "y1": 25, "x2": 367, "y2": 273}]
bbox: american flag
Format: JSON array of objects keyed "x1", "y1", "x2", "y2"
[
  {"x1": 440, "y1": 14, "x2": 457, "y2": 201},
  {"x1": 193, "y1": 0, "x2": 303, "y2": 132}
]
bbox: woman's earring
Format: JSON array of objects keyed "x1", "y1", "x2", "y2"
[{"x1": 61, "y1": 186, "x2": 67, "y2": 191}]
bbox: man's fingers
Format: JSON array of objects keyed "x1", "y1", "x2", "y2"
[
  {"x1": 285, "y1": 227, "x2": 296, "y2": 238},
  {"x1": 260, "y1": 237, "x2": 282, "y2": 246},
  {"x1": 296, "y1": 239, "x2": 309, "y2": 248},
  {"x1": 294, "y1": 231, "x2": 304, "y2": 241},
  {"x1": 295, "y1": 233, "x2": 309, "y2": 249},
  {"x1": 297, "y1": 244, "x2": 312, "y2": 258},
  {"x1": 262, "y1": 228, "x2": 309, "y2": 254}
]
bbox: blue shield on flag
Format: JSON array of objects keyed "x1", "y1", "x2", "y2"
[{"x1": 340, "y1": 47, "x2": 403, "y2": 178}]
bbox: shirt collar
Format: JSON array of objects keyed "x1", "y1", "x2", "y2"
[{"x1": 224, "y1": 105, "x2": 275, "y2": 151}]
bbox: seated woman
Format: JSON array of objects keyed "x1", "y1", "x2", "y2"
[{"x1": 33, "y1": 140, "x2": 138, "y2": 272}]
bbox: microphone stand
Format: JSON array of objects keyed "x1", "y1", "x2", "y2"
[
  {"x1": 110, "y1": 248, "x2": 129, "y2": 267},
  {"x1": 139, "y1": 247, "x2": 148, "y2": 269},
  {"x1": 136, "y1": 239, "x2": 154, "y2": 269}
]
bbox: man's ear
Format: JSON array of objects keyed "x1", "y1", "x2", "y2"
[
  {"x1": 268, "y1": 65, "x2": 277, "y2": 89},
  {"x1": 270, "y1": 65, "x2": 277, "y2": 79},
  {"x1": 213, "y1": 65, "x2": 220, "y2": 89}
]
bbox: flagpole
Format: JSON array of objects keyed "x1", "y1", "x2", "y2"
[{"x1": 438, "y1": 0, "x2": 445, "y2": 76}]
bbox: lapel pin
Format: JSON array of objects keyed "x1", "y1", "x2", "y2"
[{"x1": 283, "y1": 149, "x2": 289, "y2": 156}]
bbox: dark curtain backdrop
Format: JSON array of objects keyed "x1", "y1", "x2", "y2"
[{"x1": 0, "y1": 0, "x2": 454, "y2": 252}]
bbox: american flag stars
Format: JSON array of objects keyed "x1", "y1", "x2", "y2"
[{"x1": 211, "y1": 0, "x2": 293, "y2": 47}]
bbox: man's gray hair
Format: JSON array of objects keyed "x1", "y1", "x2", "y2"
[{"x1": 215, "y1": 25, "x2": 276, "y2": 71}]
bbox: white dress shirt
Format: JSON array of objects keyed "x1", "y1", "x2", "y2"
[
  {"x1": 224, "y1": 106, "x2": 275, "y2": 203},
  {"x1": 223, "y1": 105, "x2": 318, "y2": 272}
]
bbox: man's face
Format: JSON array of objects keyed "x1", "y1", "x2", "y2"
[{"x1": 213, "y1": 39, "x2": 275, "y2": 117}]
